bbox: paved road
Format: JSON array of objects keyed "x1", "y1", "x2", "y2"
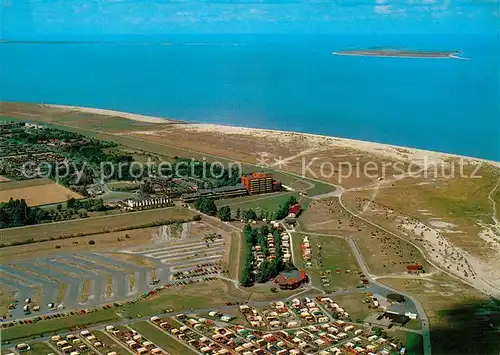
[{"x1": 348, "y1": 238, "x2": 431, "y2": 355}]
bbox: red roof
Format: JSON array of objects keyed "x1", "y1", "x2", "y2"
[
  {"x1": 274, "y1": 270, "x2": 307, "y2": 286},
  {"x1": 288, "y1": 204, "x2": 301, "y2": 215},
  {"x1": 407, "y1": 264, "x2": 423, "y2": 271}
]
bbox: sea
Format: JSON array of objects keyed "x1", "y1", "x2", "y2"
[{"x1": 1, "y1": 34, "x2": 499, "y2": 161}]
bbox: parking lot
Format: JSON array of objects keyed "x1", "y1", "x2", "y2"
[{"x1": 2, "y1": 233, "x2": 226, "y2": 321}]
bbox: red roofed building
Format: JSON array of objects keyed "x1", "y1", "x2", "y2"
[
  {"x1": 407, "y1": 264, "x2": 424, "y2": 274},
  {"x1": 288, "y1": 203, "x2": 302, "y2": 218},
  {"x1": 274, "y1": 270, "x2": 308, "y2": 290},
  {"x1": 241, "y1": 172, "x2": 281, "y2": 194}
]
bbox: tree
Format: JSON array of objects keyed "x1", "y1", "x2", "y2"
[
  {"x1": 218, "y1": 206, "x2": 231, "y2": 221},
  {"x1": 140, "y1": 181, "x2": 155, "y2": 195},
  {"x1": 66, "y1": 197, "x2": 76, "y2": 209},
  {"x1": 242, "y1": 209, "x2": 257, "y2": 221},
  {"x1": 256, "y1": 260, "x2": 271, "y2": 283},
  {"x1": 235, "y1": 208, "x2": 241, "y2": 220},
  {"x1": 275, "y1": 195, "x2": 298, "y2": 220},
  {"x1": 283, "y1": 261, "x2": 297, "y2": 272},
  {"x1": 56, "y1": 204, "x2": 63, "y2": 212},
  {"x1": 194, "y1": 197, "x2": 217, "y2": 216}
]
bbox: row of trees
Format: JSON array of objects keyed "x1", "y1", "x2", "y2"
[
  {"x1": 194, "y1": 197, "x2": 218, "y2": 216},
  {"x1": 240, "y1": 224, "x2": 296, "y2": 287},
  {"x1": 66, "y1": 197, "x2": 107, "y2": 212},
  {"x1": 238, "y1": 195, "x2": 299, "y2": 223},
  {"x1": 0, "y1": 198, "x2": 49, "y2": 228},
  {"x1": 275, "y1": 195, "x2": 298, "y2": 220},
  {"x1": 171, "y1": 158, "x2": 242, "y2": 188}
]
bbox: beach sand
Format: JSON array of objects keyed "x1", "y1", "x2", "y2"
[
  {"x1": 45, "y1": 104, "x2": 500, "y2": 168},
  {"x1": 44, "y1": 104, "x2": 170, "y2": 124}
]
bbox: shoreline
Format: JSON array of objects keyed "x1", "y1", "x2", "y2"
[
  {"x1": 43, "y1": 103, "x2": 499, "y2": 167},
  {"x1": 332, "y1": 51, "x2": 458, "y2": 59}
]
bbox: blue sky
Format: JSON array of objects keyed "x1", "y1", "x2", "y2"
[{"x1": 2, "y1": 0, "x2": 499, "y2": 39}]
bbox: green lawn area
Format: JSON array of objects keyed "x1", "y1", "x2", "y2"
[
  {"x1": 292, "y1": 233, "x2": 361, "y2": 291},
  {"x1": 405, "y1": 333, "x2": 424, "y2": 355},
  {"x1": 215, "y1": 192, "x2": 298, "y2": 211},
  {"x1": 405, "y1": 319, "x2": 422, "y2": 330},
  {"x1": 242, "y1": 166, "x2": 335, "y2": 197},
  {"x1": 329, "y1": 293, "x2": 371, "y2": 322},
  {"x1": 2, "y1": 309, "x2": 121, "y2": 342},
  {"x1": 120, "y1": 288, "x2": 224, "y2": 318},
  {"x1": 388, "y1": 330, "x2": 424, "y2": 355},
  {"x1": 92, "y1": 331, "x2": 129, "y2": 355},
  {"x1": 23, "y1": 342, "x2": 54, "y2": 355},
  {"x1": 129, "y1": 321, "x2": 197, "y2": 355}
]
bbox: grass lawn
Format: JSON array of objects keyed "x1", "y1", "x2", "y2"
[
  {"x1": 405, "y1": 332, "x2": 424, "y2": 355},
  {"x1": 0, "y1": 285, "x2": 16, "y2": 317},
  {"x1": 291, "y1": 233, "x2": 361, "y2": 291},
  {"x1": 215, "y1": 192, "x2": 298, "y2": 211},
  {"x1": 329, "y1": 292, "x2": 371, "y2": 322},
  {"x1": 23, "y1": 342, "x2": 54, "y2": 355},
  {"x1": 405, "y1": 319, "x2": 422, "y2": 330},
  {"x1": 120, "y1": 282, "x2": 230, "y2": 318},
  {"x1": 2, "y1": 309, "x2": 121, "y2": 342},
  {"x1": 92, "y1": 330, "x2": 129, "y2": 355},
  {"x1": 388, "y1": 330, "x2": 423, "y2": 355},
  {"x1": 129, "y1": 321, "x2": 197, "y2": 355},
  {"x1": 1, "y1": 207, "x2": 196, "y2": 246}
]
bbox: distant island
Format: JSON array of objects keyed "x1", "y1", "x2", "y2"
[{"x1": 333, "y1": 49, "x2": 462, "y2": 59}]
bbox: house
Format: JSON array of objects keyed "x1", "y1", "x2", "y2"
[
  {"x1": 274, "y1": 270, "x2": 308, "y2": 290},
  {"x1": 407, "y1": 264, "x2": 424, "y2": 274},
  {"x1": 288, "y1": 204, "x2": 302, "y2": 218}
]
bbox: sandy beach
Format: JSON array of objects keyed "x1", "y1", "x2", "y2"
[
  {"x1": 44, "y1": 104, "x2": 500, "y2": 168},
  {"x1": 44, "y1": 104, "x2": 171, "y2": 124}
]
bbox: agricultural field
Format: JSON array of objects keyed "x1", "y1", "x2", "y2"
[
  {"x1": 0, "y1": 179, "x2": 82, "y2": 206},
  {"x1": 0, "y1": 207, "x2": 197, "y2": 246}
]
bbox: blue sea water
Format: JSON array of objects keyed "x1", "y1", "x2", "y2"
[{"x1": 1, "y1": 34, "x2": 499, "y2": 160}]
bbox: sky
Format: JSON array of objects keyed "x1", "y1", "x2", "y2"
[{"x1": 1, "y1": 0, "x2": 499, "y2": 39}]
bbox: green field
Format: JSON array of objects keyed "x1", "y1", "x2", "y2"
[
  {"x1": 92, "y1": 330, "x2": 130, "y2": 355},
  {"x1": 22, "y1": 342, "x2": 54, "y2": 355},
  {"x1": 2, "y1": 309, "x2": 121, "y2": 342},
  {"x1": 389, "y1": 330, "x2": 424, "y2": 355},
  {"x1": 405, "y1": 333, "x2": 424, "y2": 355},
  {"x1": 215, "y1": 191, "x2": 298, "y2": 211},
  {"x1": 292, "y1": 233, "x2": 361, "y2": 291},
  {"x1": 405, "y1": 319, "x2": 422, "y2": 330},
  {"x1": 129, "y1": 321, "x2": 197, "y2": 355},
  {"x1": 0, "y1": 207, "x2": 196, "y2": 245}
]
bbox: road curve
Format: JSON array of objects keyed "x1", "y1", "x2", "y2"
[{"x1": 348, "y1": 238, "x2": 432, "y2": 355}]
